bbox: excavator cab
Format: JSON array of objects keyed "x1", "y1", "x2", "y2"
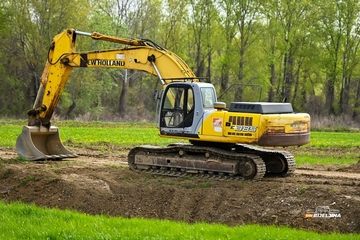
[{"x1": 159, "y1": 81, "x2": 218, "y2": 139}]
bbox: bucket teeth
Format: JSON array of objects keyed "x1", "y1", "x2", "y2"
[{"x1": 16, "y1": 126, "x2": 77, "y2": 161}]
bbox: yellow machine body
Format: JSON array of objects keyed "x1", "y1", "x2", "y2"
[{"x1": 198, "y1": 110, "x2": 309, "y2": 146}]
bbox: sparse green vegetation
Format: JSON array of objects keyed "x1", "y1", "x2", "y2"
[
  {"x1": 201, "y1": 181, "x2": 211, "y2": 188},
  {"x1": 296, "y1": 185, "x2": 308, "y2": 195},
  {"x1": 19, "y1": 175, "x2": 36, "y2": 186}
]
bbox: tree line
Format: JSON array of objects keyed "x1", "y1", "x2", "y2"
[{"x1": 1, "y1": 0, "x2": 360, "y2": 123}]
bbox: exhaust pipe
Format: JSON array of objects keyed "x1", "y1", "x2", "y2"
[{"x1": 16, "y1": 126, "x2": 78, "y2": 161}]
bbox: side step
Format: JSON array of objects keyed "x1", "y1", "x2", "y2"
[{"x1": 16, "y1": 126, "x2": 78, "y2": 161}]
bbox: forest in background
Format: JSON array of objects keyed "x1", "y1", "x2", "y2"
[{"x1": 1, "y1": 0, "x2": 360, "y2": 125}]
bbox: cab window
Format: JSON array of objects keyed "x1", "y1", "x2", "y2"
[{"x1": 201, "y1": 87, "x2": 215, "y2": 108}]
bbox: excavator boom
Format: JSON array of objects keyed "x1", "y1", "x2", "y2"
[{"x1": 16, "y1": 28, "x2": 197, "y2": 160}]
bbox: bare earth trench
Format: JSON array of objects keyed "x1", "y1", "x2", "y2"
[{"x1": 0, "y1": 146, "x2": 359, "y2": 234}]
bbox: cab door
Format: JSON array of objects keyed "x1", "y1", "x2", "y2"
[
  {"x1": 160, "y1": 84, "x2": 194, "y2": 128},
  {"x1": 159, "y1": 84, "x2": 196, "y2": 137}
]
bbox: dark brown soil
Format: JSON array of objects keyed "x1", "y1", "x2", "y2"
[{"x1": 0, "y1": 146, "x2": 359, "y2": 234}]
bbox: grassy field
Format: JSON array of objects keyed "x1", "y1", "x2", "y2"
[
  {"x1": 1, "y1": 120, "x2": 360, "y2": 239},
  {"x1": 0, "y1": 201, "x2": 357, "y2": 240}
]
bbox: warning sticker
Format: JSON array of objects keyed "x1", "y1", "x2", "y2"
[{"x1": 212, "y1": 118, "x2": 222, "y2": 127}]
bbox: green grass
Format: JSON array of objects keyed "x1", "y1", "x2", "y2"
[
  {"x1": 0, "y1": 125, "x2": 24, "y2": 147},
  {"x1": 296, "y1": 152, "x2": 357, "y2": 166},
  {"x1": 0, "y1": 121, "x2": 184, "y2": 148},
  {"x1": 307, "y1": 131, "x2": 360, "y2": 148},
  {"x1": 0, "y1": 201, "x2": 357, "y2": 240},
  {"x1": 291, "y1": 132, "x2": 360, "y2": 166},
  {"x1": 3, "y1": 120, "x2": 360, "y2": 148},
  {"x1": 60, "y1": 126, "x2": 183, "y2": 147}
]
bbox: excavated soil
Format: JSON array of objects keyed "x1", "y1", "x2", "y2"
[{"x1": 0, "y1": 146, "x2": 360, "y2": 234}]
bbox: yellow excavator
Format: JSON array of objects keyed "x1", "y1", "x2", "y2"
[{"x1": 16, "y1": 28, "x2": 310, "y2": 180}]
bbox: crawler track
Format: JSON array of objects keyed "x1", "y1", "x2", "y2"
[
  {"x1": 234, "y1": 144, "x2": 296, "y2": 176},
  {"x1": 128, "y1": 143, "x2": 295, "y2": 180}
]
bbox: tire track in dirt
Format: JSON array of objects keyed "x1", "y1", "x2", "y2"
[
  {"x1": 296, "y1": 169, "x2": 360, "y2": 180},
  {"x1": 262, "y1": 169, "x2": 360, "y2": 188}
]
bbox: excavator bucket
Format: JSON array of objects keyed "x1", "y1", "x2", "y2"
[{"x1": 16, "y1": 126, "x2": 77, "y2": 161}]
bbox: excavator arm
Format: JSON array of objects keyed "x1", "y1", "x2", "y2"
[
  {"x1": 17, "y1": 28, "x2": 197, "y2": 160},
  {"x1": 32, "y1": 28, "x2": 196, "y2": 126}
]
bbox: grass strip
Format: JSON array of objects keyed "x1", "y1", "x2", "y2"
[{"x1": 0, "y1": 201, "x2": 357, "y2": 240}]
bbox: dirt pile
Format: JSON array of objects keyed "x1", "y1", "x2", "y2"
[{"x1": 0, "y1": 147, "x2": 359, "y2": 234}]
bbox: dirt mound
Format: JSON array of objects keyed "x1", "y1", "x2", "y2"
[
  {"x1": 342, "y1": 160, "x2": 360, "y2": 173},
  {"x1": 0, "y1": 147, "x2": 359, "y2": 234}
]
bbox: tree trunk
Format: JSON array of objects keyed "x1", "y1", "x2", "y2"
[
  {"x1": 268, "y1": 62, "x2": 276, "y2": 102},
  {"x1": 118, "y1": 70, "x2": 128, "y2": 118},
  {"x1": 282, "y1": 51, "x2": 294, "y2": 102},
  {"x1": 340, "y1": 75, "x2": 351, "y2": 115},
  {"x1": 325, "y1": 75, "x2": 336, "y2": 115},
  {"x1": 352, "y1": 80, "x2": 360, "y2": 120},
  {"x1": 235, "y1": 28, "x2": 246, "y2": 102},
  {"x1": 220, "y1": 67, "x2": 230, "y2": 93}
]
